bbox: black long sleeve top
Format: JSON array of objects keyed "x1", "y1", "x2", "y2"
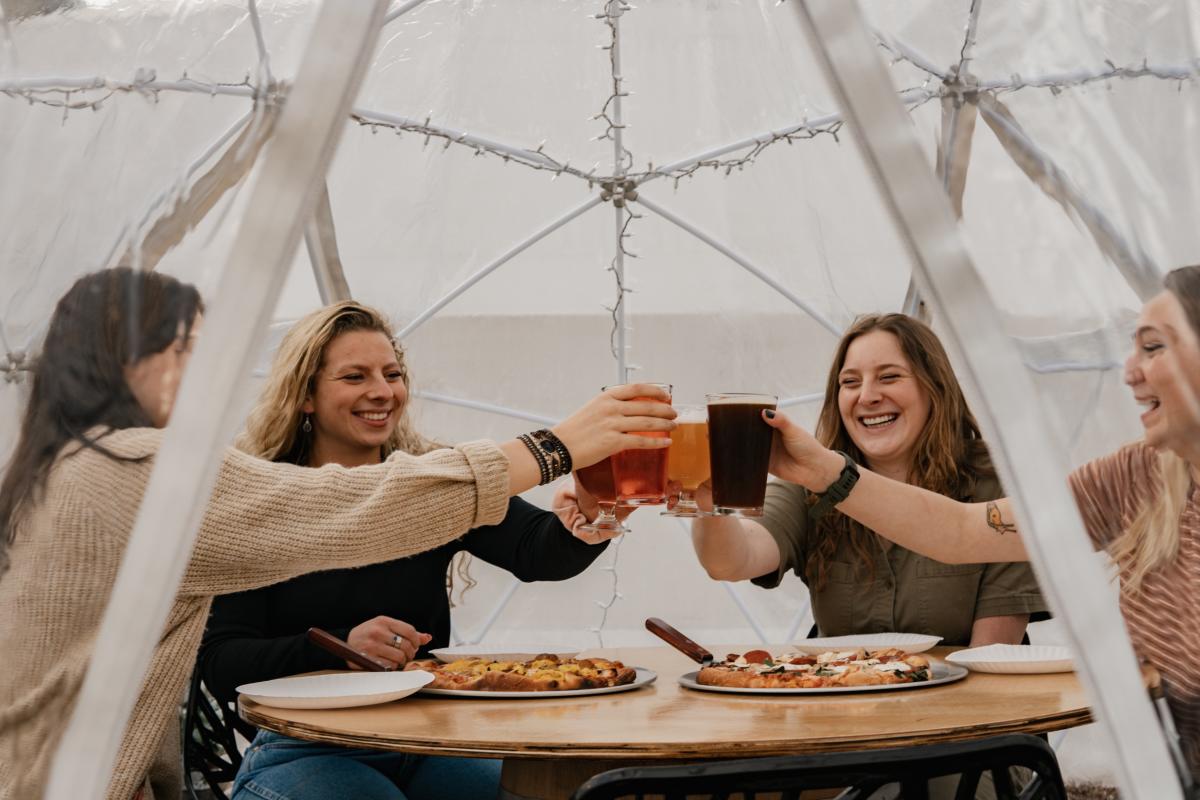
[{"x1": 198, "y1": 496, "x2": 607, "y2": 706}]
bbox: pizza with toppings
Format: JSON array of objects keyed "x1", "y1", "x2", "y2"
[
  {"x1": 696, "y1": 647, "x2": 932, "y2": 689},
  {"x1": 405, "y1": 654, "x2": 637, "y2": 692}
]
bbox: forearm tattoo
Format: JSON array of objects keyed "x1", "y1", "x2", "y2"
[{"x1": 985, "y1": 501, "x2": 1018, "y2": 535}]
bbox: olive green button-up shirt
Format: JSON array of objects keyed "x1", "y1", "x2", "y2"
[{"x1": 751, "y1": 476, "x2": 1047, "y2": 646}]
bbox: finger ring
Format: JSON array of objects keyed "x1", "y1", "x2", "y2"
[{"x1": 392, "y1": 634, "x2": 404, "y2": 648}]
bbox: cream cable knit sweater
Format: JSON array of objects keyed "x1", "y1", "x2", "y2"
[{"x1": 0, "y1": 427, "x2": 510, "y2": 800}]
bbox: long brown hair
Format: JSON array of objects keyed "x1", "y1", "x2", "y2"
[
  {"x1": 237, "y1": 301, "x2": 436, "y2": 464},
  {"x1": 0, "y1": 268, "x2": 203, "y2": 572},
  {"x1": 806, "y1": 314, "x2": 995, "y2": 588},
  {"x1": 1111, "y1": 265, "x2": 1200, "y2": 594}
]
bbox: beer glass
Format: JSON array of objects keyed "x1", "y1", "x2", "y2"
[
  {"x1": 609, "y1": 383, "x2": 673, "y2": 506},
  {"x1": 575, "y1": 456, "x2": 629, "y2": 535},
  {"x1": 662, "y1": 405, "x2": 710, "y2": 518},
  {"x1": 706, "y1": 393, "x2": 777, "y2": 517}
]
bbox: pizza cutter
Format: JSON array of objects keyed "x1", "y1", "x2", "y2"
[
  {"x1": 645, "y1": 617, "x2": 714, "y2": 667},
  {"x1": 307, "y1": 627, "x2": 389, "y2": 672}
]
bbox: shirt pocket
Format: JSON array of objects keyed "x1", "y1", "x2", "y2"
[
  {"x1": 914, "y1": 560, "x2": 983, "y2": 645},
  {"x1": 809, "y1": 560, "x2": 860, "y2": 637}
]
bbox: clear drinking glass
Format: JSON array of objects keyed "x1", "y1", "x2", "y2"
[
  {"x1": 662, "y1": 405, "x2": 710, "y2": 518},
  {"x1": 706, "y1": 392, "x2": 778, "y2": 517},
  {"x1": 575, "y1": 456, "x2": 629, "y2": 535},
  {"x1": 608, "y1": 383, "x2": 673, "y2": 506}
]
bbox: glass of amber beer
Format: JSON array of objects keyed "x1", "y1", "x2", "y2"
[
  {"x1": 662, "y1": 405, "x2": 710, "y2": 517},
  {"x1": 706, "y1": 393, "x2": 777, "y2": 517},
  {"x1": 575, "y1": 456, "x2": 629, "y2": 534},
  {"x1": 608, "y1": 383, "x2": 673, "y2": 506}
]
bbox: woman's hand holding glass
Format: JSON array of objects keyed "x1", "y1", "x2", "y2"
[
  {"x1": 763, "y1": 408, "x2": 846, "y2": 492},
  {"x1": 550, "y1": 383, "x2": 676, "y2": 470},
  {"x1": 345, "y1": 615, "x2": 432, "y2": 671},
  {"x1": 556, "y1": 479, "x2": 628, "y2": 544}
]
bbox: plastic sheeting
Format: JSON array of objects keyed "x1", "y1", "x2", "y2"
[{"x1": 2, "y1": 0, "x2": 1199, "y2": 787}]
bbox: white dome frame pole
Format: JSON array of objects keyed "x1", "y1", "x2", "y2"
[
  {"x1": 44, "y1": 2, "x2": 390, "y2": 797},
  {"x1": 791, "y1": 1, "x2": 1183, "y2": 796}
]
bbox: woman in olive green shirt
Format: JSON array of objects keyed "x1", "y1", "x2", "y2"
[{"x1": 691, "y1": 314, "x2": 1046, "y2": 645}]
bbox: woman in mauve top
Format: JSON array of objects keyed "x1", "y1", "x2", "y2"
[{"x1": 762, "y1": 265, "x2": 1200, "y2": 783}]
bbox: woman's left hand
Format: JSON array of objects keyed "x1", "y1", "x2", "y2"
[{"x1": 553, "y1": 481, "x2": 622, "y2": 544}]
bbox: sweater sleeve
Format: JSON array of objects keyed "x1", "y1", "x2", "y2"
[
  {"x1": 462, "y1": 497, "x2": 608, "y2": 581},
  {"x1": 74, "y1": 431, "x2": 510, "y2": 596},
  {"x1": 198, "y1": 590, "x2": 348, "y2": 707}
]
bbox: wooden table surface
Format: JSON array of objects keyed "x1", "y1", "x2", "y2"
[{"x1": 240, "y1": 645, "x2": 1157, "y2": 799}]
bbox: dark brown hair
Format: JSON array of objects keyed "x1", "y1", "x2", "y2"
[
  {"x1": 0, "y1": 268, "x2": 203, "y2": 572},
  {"x1": 806, "y1": 313, "x2": 995, "y2": 588}
]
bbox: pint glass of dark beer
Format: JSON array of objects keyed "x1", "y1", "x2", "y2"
[
  {"x1": 706, "y1": 392, "x2": 777, "y2": 517},
  {"x1": 609, "y1": 383, "x2": 672, "y2": 505}
]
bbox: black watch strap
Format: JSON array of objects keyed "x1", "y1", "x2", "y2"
[{"x1": 808, "y1": 451, "x2": 860, "y2": 522}]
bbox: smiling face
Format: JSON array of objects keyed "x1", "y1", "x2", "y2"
[
  {"x1": 1126, "y1": 290, "x2": 1200, "y2": 457},
  {"x1": 302, "y1": 329, "x2": 408, "y2": 467},
  {"x1": 836, "y1": 329, "x2": 932, "y2": 479}
]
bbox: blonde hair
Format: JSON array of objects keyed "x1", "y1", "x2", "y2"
[
  {"x1": 1110, "y1": 451, "x2": 1188, "y2": 595},
  {"x1": 239, "y1": 302, "x2": 477, "y2": 599},
  {"x1": 238, "y1": 301, "x2": 436, "y2": 463},
  {"x1": 1107, "y1": 265, "x2": 1200, "y2": 595}
]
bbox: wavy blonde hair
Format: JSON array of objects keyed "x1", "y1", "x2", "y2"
[
  {"x1": 238, "y1": 301, "x2": 436, "y2": 464},
  {"x1": 1109, "y1": 265, "x2": 1200, "y2": 595},
  {"x1": 238, "y1": 301, "x2": 477, "y2": 600}
]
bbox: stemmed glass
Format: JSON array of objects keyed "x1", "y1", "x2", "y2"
[
  {"x1": 662, "y1": 405, "x2": 710, "y2": 518},
  {"x1": 575, "y1": 456, "x2": 629, "y2": 535}
]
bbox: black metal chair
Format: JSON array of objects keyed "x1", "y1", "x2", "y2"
[
  {"x1": 182, "y1": 669, "x2": 258, "y2": 800},
  {"x1": 571, "y1": 733, "x2": 1067, "y2": 800}
]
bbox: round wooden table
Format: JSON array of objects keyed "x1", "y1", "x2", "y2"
[{"x1": 239, "y1": 646, "x2": 1156, "y2": 800}]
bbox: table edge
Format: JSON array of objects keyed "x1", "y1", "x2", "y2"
[{"x1": 239, "y1": 704, "x2": 1094, "y2": 760}]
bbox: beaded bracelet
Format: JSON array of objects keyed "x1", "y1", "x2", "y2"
[{"x1": 518, "y1": 429, "x2": 573, "y2": 485}]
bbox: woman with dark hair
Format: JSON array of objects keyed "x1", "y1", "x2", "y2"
[
  {"x1": 200, "y1": 301, "x2": 620, "y2": 800},
  {"x1": 762, "y1": 266, "x2": 1200, "y2": 781},
  {"x1": 691, "y1": 314, "x2": 1046, "y2": 646},
  {"x1": 0, "y1": 268, "x2": 674, "y2": 800}
]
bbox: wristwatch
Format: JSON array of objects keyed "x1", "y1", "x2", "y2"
[{"x1": 807, "y1": 451, "x2": 860, "y2": 522}]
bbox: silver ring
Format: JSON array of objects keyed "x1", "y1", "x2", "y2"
[{"x1": 392, "y1": 634, "x2": 404, "y2": 648}]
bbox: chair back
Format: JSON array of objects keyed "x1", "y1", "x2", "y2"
[
  {"x1": 182, "y1": 669, "x2": 257, "y2": 800},
  {"x1": 571, "y1": 733, "x2": 1067, "y2": 800}
]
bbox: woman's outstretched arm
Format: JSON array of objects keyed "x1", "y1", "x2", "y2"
[{"x1": 765, "y1": 409, "x2": 1030, "y2": 565}]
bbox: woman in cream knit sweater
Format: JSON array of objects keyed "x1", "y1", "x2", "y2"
[{"x1": 0, "y1": 268, "x2": 674, "y2": 800}]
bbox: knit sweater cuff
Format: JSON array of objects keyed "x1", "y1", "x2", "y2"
[{"x1": 458, "y1": 439, "x2": 510, "y2": 527}]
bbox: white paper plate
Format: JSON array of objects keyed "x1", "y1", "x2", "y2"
[
  {"x1": 420, "y1": 667, "x2": 657, "y2": 699},
  {"x1": 946, "y1": 644, "x2": 1074, "y2": 674},
  {"x1": 788, "y1": 632, "x2": 943, "y2": 655},
  {"x1": 429, "y1": 644, "x2": 582, "y2": 663},
  {"x1": 237, "y1": 670, "x2": 434, "y2": 709},
  {"x1": 678, "y1": 663, "x2": 967, "y2": 695}
]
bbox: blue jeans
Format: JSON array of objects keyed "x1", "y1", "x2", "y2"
[{"x1": 232, "y1": 730, "x2": 501, "y2": 800}]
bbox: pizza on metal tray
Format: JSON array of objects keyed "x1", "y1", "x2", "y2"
[
  {"x1": 405, "y1": 654, "x2": 637, "y2": 692},
  {"x1": 697, "y1": 647, "x2": 932, "y2": 689}
]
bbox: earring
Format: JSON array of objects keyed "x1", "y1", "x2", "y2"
[{"x1": 302, "y1": 414, "x2": 312, "y2": 433}]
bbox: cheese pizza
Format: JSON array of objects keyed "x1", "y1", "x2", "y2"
[
  {"x1": 405, "y1": 654, "x2": 637, "y2": 692},
  {"x1": 697, "y1": 647, "x2": 932, "y2": 689}
]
